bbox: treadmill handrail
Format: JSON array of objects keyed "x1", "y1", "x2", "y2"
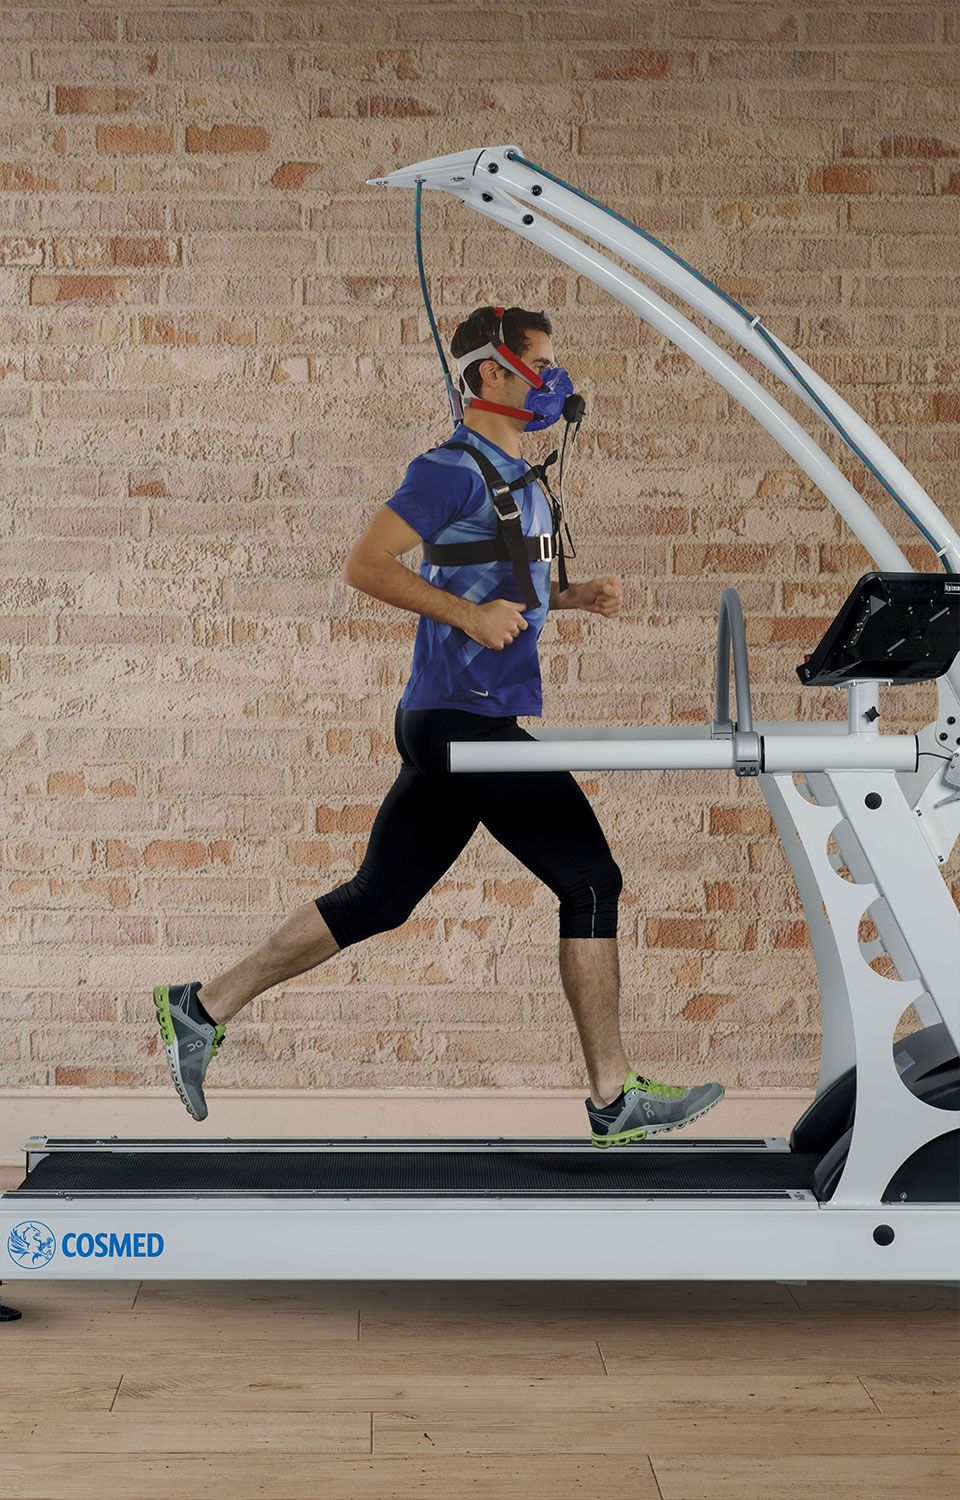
[
  {"x1": 713, "y1": 588, "x2": 762, "y2": 777},
  {"x1": 714, "y1": 587, "x2": 753, "y2": 735}
]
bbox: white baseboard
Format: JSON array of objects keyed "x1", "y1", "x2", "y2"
[{"x1": 0, "y1": 1086, "x2": 813, "y2": 1167}]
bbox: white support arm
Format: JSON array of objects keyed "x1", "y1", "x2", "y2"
[
  {"x1": 368, "y1": 144, "x2": 960, "y2": 708},
  {"x1": 490, "y1": 149, "x2": 960, "y2": 577},
  {"x1": 370, "y1": 145, "x2": 912, "y2": 574}
]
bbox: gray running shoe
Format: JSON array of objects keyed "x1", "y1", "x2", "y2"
[
  {"x1": 153, "y1": 983, "x2": 225, "y2": 1122},
  {"x1": 587, "y1": 1069, "x2": 724, "y2": 1147}
]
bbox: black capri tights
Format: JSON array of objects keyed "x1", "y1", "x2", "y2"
[{"x1": 315, "y1": 702, "x2": 623, "y2": 949}]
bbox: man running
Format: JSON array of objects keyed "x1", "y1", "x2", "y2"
[{"x1": 154, "y1": 304, "x2": 724, "y2": 1144}]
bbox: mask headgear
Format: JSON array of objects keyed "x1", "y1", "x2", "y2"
[{"x1": 454, "y1": 305, "x2": 576, "y2": 432}]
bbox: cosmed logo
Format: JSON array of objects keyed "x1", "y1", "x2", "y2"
[
  {"x1": 6, "y1": 1222, "x2": 165, "y2": 1267},
  {"x1": 7, "y1": 1221, "x2": 56, "y2": 1269}
]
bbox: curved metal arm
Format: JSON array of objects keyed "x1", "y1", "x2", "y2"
[
  {"x1": 493, "y1": 149, "x2": 960, "y2": 577},
  {"x1": 714, "y1": 588, "x2": 753, "y2": 735},
  {"x1": 369, "y1": 146, "x2": 913, "y2": 575},
  {"x1": 369, "y1": 142, "x2": 960, "y2": 707}
]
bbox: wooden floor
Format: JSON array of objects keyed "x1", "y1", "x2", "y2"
[{"x1": 1, "y1": 1166, "x2": 957, "y2": 1500}]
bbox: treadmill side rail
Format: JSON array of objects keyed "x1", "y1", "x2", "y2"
[{"x1": 3, "y1": 1196, "x2": 957, "y2": 1284}]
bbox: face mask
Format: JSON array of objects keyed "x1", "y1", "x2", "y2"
[{"x1": 519, "y1": 365, "x2": 575, "y2": 430}]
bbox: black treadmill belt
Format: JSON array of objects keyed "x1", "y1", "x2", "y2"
[{"x1": 10, "y1": 1149, "x2": 821, "y2": 1199}]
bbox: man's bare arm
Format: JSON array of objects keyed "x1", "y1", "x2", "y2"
[
  {"x1": 549, "y1": 581, "x2": 578, "y2": 609},
  {"x1": 342, "y1": 506, "x2": 478, "y2": 631}
]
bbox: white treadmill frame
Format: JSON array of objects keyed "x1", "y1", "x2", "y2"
[
  {"x1": 5, "y1": 1138, "x2": 959, "y2": 1283},
  {"x1": 3, "y1": 144, "x2": 959, "y2": 1291}
]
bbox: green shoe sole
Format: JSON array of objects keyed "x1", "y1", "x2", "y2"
[
  {"x1": 591, "y1": 1091, "x2": 723, "y2": 1148},
  {"x1": 153, "y1": 984, "x2": 206, "y2": 1121},
  {"x1": 153, "y1": 984, "x2": 176, "y2": 1045}
]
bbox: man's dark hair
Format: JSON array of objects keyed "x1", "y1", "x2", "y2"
[{"x1": 449, "y1": 305, "x2": 552, "y2": 397}]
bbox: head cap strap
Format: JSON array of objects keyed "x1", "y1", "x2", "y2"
[{"x1": 453, "y1": 304, "x2": 545, "y2": 390}]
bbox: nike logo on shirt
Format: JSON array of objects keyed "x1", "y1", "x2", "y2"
[{"x1": 471, "y1": 689, "x2": 489, "y2": 697}]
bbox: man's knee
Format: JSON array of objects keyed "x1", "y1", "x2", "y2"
[
  {"x1": 314, "y1": 880, "x2": 417, "y2": 947},
  {"x1": 558, "y1": 860, "x2": 622, "y2": 939}
]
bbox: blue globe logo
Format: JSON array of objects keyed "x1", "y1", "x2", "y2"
[{"x1": 7, "y1": 1221, "x2": 56, "y2": 1269}]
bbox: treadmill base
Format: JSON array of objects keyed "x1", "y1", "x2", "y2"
[{"x1": 4, "y1": 1139, "x2": 958, "y2": 1283}]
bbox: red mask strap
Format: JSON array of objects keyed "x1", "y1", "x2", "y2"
[
  {"x1": 490, "y1": 305, "x2": 544, "y2": 389},
  {"x1": 467, "y1": 396, "x2": 531, "y2": 421}
]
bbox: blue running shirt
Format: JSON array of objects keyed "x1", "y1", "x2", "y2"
[{"x1": 385, "y1": 423, "x2": 553, "y2": 717}]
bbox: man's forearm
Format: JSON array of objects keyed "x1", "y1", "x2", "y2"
[
  {"x1": 344, "y1": 555, "x2": 478, "y2": 631},
  {"x1": 550, "y1": 581, "x2": 578, "y2": 609}
]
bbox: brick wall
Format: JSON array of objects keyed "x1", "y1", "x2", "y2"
[{"x1": 2, "y1": 1, "x2": 958, "y2": 1096}]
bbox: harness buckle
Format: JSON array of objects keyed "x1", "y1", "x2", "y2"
[
  {"x1": 537, "y1": 533, "x2": 553, "y2": 562},
  {"x1": 491, "y1": 493, "x2": 521, "y2": 523}
]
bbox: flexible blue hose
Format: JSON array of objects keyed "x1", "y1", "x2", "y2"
[{"x1": 415, "y1": 179, "x2": 462, "y2": 430}]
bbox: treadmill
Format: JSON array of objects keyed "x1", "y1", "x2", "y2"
[{"x1": 3, "y1": 577, "x2": 958, "y2": 1307}]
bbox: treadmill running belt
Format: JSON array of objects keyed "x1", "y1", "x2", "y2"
[{"x1": 10, "y1": 1149, "x2": 821, "y2": 1198}]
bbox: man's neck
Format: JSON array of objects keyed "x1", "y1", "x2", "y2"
[{"x1": 461, "y1": 405, "x2": 525, "y2": 459}]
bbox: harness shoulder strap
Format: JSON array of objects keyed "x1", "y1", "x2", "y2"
[{"x1": 433, "y1": 441, "x2": 540, "y2": 609}]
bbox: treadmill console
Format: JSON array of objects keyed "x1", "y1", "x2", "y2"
[{"x1": 797, "y1": 571, "x2": 960, "y2": 687}]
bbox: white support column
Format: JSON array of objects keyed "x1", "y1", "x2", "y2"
[
  {"x1": 767, "y1": 767, "x2": 960, "y2": 1206},
  {"x1": 759, "y1": 773, "x2": 859, "y2": 1095},
  {"x1": 831, "y1": 771, "x2": 960, "y2": 1052}
]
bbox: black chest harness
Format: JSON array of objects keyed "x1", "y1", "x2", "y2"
[{"x1": 420, "y1": 441, "x2": 575, "y2": 610}]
